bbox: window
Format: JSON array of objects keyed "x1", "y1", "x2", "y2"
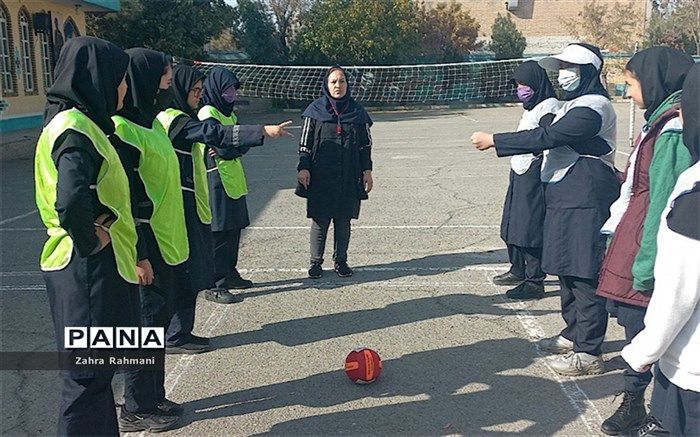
[
  {"x1": 0, "y1": 2, "x2": 14, "y2": 94},
  {"x1": 64, "y1": 17, "x2": 79, "y2": 40},
  {"x1": 40, "y1": 32, "x2": 52, "y2": 90},
  {"x1": 18, "y1": 8, "x2": 36, "y2": 93}
]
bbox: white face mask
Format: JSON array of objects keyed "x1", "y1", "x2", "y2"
[{"x1": 558, "y1": 67, "x2": 581, "y2": 91}]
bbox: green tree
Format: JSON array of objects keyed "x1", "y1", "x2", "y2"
[
  {"x1": 489, "y1": 13, "x2": 526, "y2": 60},
  {"x1": 86, "y1": 0, "x2": 236, "y2": 59},
  {"x1": 565, "y1": 0, "x2": 641, "y2": 52},
  {"x1": 645, "y1": 0, "x2": 700, "y2": 55},
  {"x1": 294, "y1": 0, "x2": 420, "y2": 65},
  {"x1": 417, "y1": 1, "x2": 481, "y2": 62},
  {"x1": 269, "y1": 0, "x2": 311, "y2": 60},
  {"x1": 234, "y1": 0, "x2": 285, "y2": 63}
]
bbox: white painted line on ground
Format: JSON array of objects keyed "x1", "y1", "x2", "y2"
[
  {"x1": 0, "y1": 210, "x2": 37, "y2": 226},
  {"x1": 0, "y1": 227, "x2": 44, "y2": 231},
  {"x1": 0, "y1": 285, "x2": 45, "y2": 291},
  {"x1": 460, "y1": 114, "x2": 478, "y2": 122},
  {"x1": 245, "y1": 225, "x2": 500, "y2": 230},
  {"x1": 0, "y1": 271, "x2": 42, "y2": 277},
  {"x1": 495, "y1": 270, "x2": 603, "y2": 434},
  {"x1": 237, "y1": 265, "x2": 509, "y2": 274}
]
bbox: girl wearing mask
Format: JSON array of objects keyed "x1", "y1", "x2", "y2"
[
  {"x1": 596, "y1": 47, "x2": 694, "y2": 436},
  {"x1": 35, "y1": 36, "x2": 138, "y2": 437},
  {"x1": 198, "y1": 67, "x2": 292, "y2": 301},
  {"x1": 493, "y1": 60, "x2": 560, "y2": 300},
  {"x1": 297, "y1": 66, "x2": 374, "y2": 278},
  {"x1": 472, "y1": 43, "x2": 620, "y2": 376}
]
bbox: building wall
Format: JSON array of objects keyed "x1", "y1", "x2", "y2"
[
  {"x1": 1, "y1": 1, "x2": 88, "y2": 133},
  {"x1": 427, "y1": 0, "x2": 650, "y2": 54}
]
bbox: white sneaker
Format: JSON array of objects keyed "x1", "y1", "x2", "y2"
[
  {"x1": 537, "y1": 335, "x2": 574, "y2": 354},
  {"x1": 550, "y1": 352, "x2": 606, "y2": 376}
]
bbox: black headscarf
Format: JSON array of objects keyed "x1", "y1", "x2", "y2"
[
  {"x1": 201, "y1": 66, "x2": 241, "y2": 117},
  {"x1": 118, "y1": 48, "x2": 171, "y2": 127},
  {"x1": 626, "y1": 47, "x2": 694, "y2": 121},
  {"x1": 171, "y1": 64, "x2": 205, "y2": 119},
  {"x1": 44, "y1": 36, "x2": 129, "y2": 135},
  {"x1": 511, "y1": 60, "x2": 557, "y2": 111},
  {"x1": 302, "y1": 66, "x2": 372, "y2": 126},
  {"x1": 681, "y1": 64, "x2": 699, "y2": 164},
  {"x1": 563, "y1": 43, "x2": 609, "y2": 101}
]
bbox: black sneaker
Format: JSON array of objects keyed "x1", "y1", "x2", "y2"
[
  {"x1": 223, "y1": 273, "x2": 253, "y2": 289},
  {"x1": 631, "y1": 415, "x2": 668, "y2": 436},
  {"x1": 166, "y1": 342, "x2": 209, "y2": 355},
  {"x1": 505, "y1": 281, "x2": 545, "y2": 300},
  {"x1": 600, "y1": 391, "x2": 647, "y2": 435},
  {"x1": 334, "y1": 262, "x2": 353, "y2": 277},
  {"x1": 118, "y1": 411, "x2": 180, "y2": 433},
  {"x1": 189, "y1": 334, "x2": 210, "y2": 346},
  {"x1": 308, "y1": 262, "x2": 323, "y2": 279},
  {"x1": 492, "y1": 271, "x2": 525, "y2": 286},
  {"x1": 157, "y1": 398, "x2": 184, "y2": 416},
  {"x1": 204, "y1": 288, "x2": 243, "y2": 304}
]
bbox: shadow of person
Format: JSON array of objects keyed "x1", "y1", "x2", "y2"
[
  {"x1": 179, "y1": 337, "x2": 619, "y2": 435},
  {"x1": 211, "y1": 292, "x2": 557, "y2": 349}
]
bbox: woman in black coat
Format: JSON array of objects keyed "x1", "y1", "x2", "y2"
[{"x1": 297, "y1": 66, "x2": 374, "y2": 278}]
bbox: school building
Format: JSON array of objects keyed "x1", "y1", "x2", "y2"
[
  {"x1": 437, "y1": 0, "x2": 652, "y2": 55},
  {"x1": 0, "y1": 0, "x2": 120, "y2": 134}
]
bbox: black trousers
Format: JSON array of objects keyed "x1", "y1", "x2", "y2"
[
  {"x1": 122, "y1": 226, "x2": 175, "y2": 414},
  {"x1": 507, "y1": 244, "x2": 545, "y2": 283},
  {"x1": 559, "y1": 275, "x2": 608, "y2": 356},
  {"x1": 165, "y1": 264, "x2": 197, "y2": 346},
  {"x1": 310, "y1": 217, "x2": 351, "y2": 264},
  {"x1": 44, "y1": 246, "x2": 137, "y2": 436},
  {"x1": 617, "y1": 302, "x2": 652, "y2": 392},
  {"x1": 213, "y1": 228, "x2": 242, "y2": 286},
  {"x1": 651, "y1": 366, "x2": 700, "y2": 436}
]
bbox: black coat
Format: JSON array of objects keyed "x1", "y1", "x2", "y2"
[
  {"x1": 297, "y1": 118, "x2": 372, "y2": 219},
  {"x1": 500, "y1": 159, "x2": 545, "y2": 248}
]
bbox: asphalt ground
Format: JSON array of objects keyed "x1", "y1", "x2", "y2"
[{"x1": 1, "y1": 102, "x2": 646, "y2": 436}]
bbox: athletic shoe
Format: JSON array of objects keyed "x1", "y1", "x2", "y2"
[
  {"x1": 550, "y1": 352, "x2": 606, "y2": 376},
  {"x1": 157, "y1": 398, "x2": 184, "y2": 416},
  {"x1": 492, "y1": 271, "x2": 525, "y2": 286},
  {"x1": 204, "y1": 288, "x2": 243, "y2": 304},
  {"x1": 165, "y1": 342, "x2": 209, "y2": 355},
  {"x1": 334, "y1": 262, "x2": 353, "y2": 277},
  {"x1": 118, "y1": 411, "x2": 179, "y2": 433},
  {"x1": 505, "y1": 281, "x2": 545, "y2": 300},
  {"x1": 537, "y1": 335, "x2": 574, "y2": 355},
  {"x1": 308, "y1": 262, "x2": 323, "y2": 279}
]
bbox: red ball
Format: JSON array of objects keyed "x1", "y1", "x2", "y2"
[{"x1": 345, "y1": 347, "x2": 382, "y2": 384}]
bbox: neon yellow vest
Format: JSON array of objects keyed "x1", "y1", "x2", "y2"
[
  {"x1": 112, "y1": 115, "x2": 189, "y2": 266},
  {"x1": 156, "y1": 108, "x2": 212, "y2": 225},
  {"x1": 197, "y1": 105, "x2": 248, "y2": 200},
  {"x1": 34, "y1": 108, "x2": 138, "y2": 283}
]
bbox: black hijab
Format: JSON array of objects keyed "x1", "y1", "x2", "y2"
[
  {"x1": 44, "y1": 36, "x2": 129, "y2": 135},
  {"x1": 302, "y1": 66, "x2": 372, "y2": 126},
  {"x1": 511, "y1": 60, "x2": 557, "y2": 111},
  {"x1": 118, "y1": 48, "x2": 171, "y2": 127},
  {"x1": 201, "y1": 66, "x2": 241, "y2": 118},
  {"x1": 171, "y1": 64, "x2": 205, "y2": 119},
  {"x1": 563, "y1": 43, "x2": 609, "y2": 101},
  {"x1": 681, "y1": 64, "x2": 699, "y2": 164},
  {"x1": 626, "y1": 47, "x2": 694, "y2": 120}
]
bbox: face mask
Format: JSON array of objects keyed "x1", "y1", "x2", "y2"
[
  {"x1": 516, "y1": 85, "x2": 535, "y2": 103},
  {"x1": 221, "y1": 86, "x2": 237, "y2": 103},
  {"x1": 154, "y1": 87, "x2": 174, "y2": 110},
  {"x1": 558, "y1": 67, "x2": 581, "y2": 91}
]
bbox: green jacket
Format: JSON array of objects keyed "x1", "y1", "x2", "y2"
[{"x1": 632, "y1": 91, "x2": 693, "y2": 291}]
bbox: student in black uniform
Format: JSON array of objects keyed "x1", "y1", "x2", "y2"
[
  {"x1": 158, "y1": 64, "x2": 292, "y2": 342},
  {"x1": 472, "y1": 43, "x2": 620, "y2": 376},
  {"x1": 198, "y1": 67, "x2": 292, "y2": 303},
  {"x1": 493, "y1": 60, "x2": 560, "y2": 299},
  {"x1": 35, "y1": 36, "x2": 138, "y2": 436},
  {"x1": 112, "y1": 48, "x2": 184, "y2": 433},
  {"x1": 296, "y1": 66, "x2": 374, "y2": 278}
]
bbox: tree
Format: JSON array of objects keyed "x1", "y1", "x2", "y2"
[
  {"x1": 417, "y1": 1, "x2": 481, "y2": 62},
  {"x1": 233, "y1": 0, "x2": 285, "y2": 63},
  {"x1": 269, "y1": 0, "x2": 311, "y2": 60},
  {"x1": 294, "y1": 0, "x2": 420, "y2": 65},
  {"x1": 86, "y1": 0, "x2": 236, "y2": 60},
  {"x1": 565, "y1": 0, "x2": 641, "y2": 52},
  {"x1": 645, "y1": 0, "x2": 700, "y2": 55},
  {"x1": 489, "y1": 13, "x2": 526, "y2": 60}
]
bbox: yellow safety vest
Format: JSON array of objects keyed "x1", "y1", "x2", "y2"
[{"x1": 34, "y1": 108, "x2": 138, "y2": 283}]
